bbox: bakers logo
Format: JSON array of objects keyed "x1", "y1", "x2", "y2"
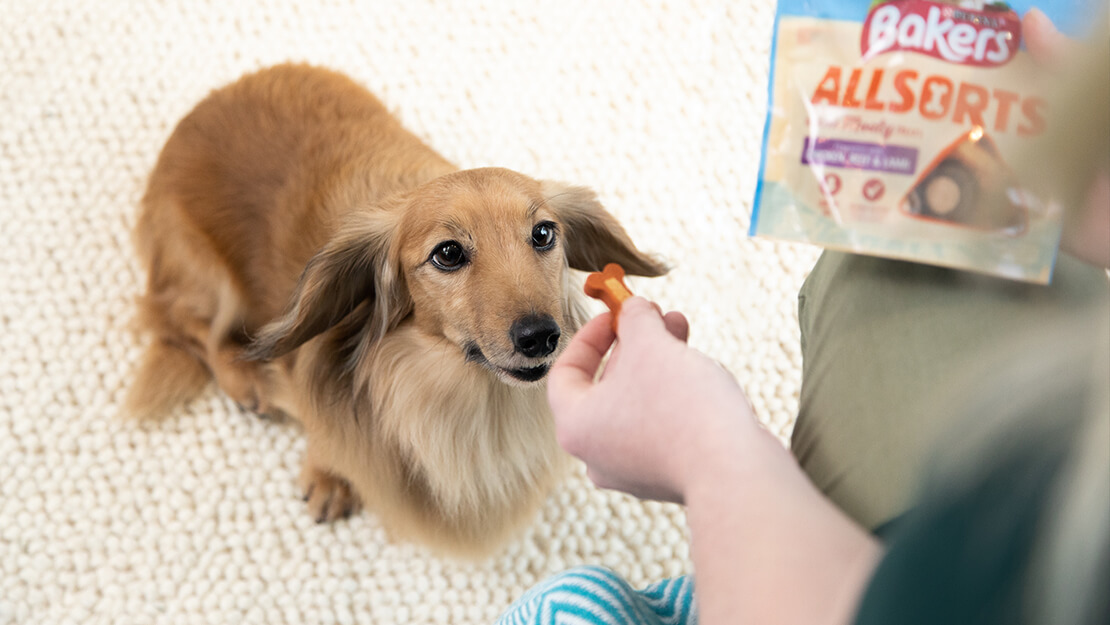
[{"x1": 861, "y1": 0, "x2": 1022, "y2": 67}]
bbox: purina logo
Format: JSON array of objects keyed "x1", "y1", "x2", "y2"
[{"x1": 861, "y1": 0, "x2": 1022, "y2": 67}]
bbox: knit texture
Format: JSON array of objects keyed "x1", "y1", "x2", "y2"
[{"x1": 0, "y1": 1, "x2": 820, "y2": 623}]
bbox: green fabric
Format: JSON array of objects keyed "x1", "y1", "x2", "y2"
[
  {"x1": 792, "y1": 251, "x2": 1109, "y2": 531},
  {"x1": 850, "y1": 293, "x2": 1109, "y2": 625},
  {"x1": 852, "y1": 424, "x2": 1069, "y2": 625}
]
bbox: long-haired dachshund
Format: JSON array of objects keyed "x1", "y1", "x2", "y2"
[{"x1": 127, "y1": 63, "x2": 665, "y2": 556}]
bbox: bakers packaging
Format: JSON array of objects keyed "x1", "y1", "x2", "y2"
[{"x1": 751, "y1": 0, "x2": 1092, "y2": 283}]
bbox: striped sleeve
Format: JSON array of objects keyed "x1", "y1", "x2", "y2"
[{"x1": 496, "y1": 566, "x2": 698, "y2": 625}]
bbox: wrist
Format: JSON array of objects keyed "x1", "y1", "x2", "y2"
[{"x1": 680, "y1": 414, "x2": 790, "y2": 505}]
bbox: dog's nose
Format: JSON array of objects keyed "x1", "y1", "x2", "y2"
[{"x1": 510, "y1": 314, "x2": 561, "y2": 358}]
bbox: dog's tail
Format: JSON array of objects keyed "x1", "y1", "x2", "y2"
[{"x1": 125, "y1": 339, "x2": 211, "y2": 420}]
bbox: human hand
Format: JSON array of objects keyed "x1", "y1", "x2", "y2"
[
  {"x1": 1022, "y1": 7, "x2": 1076, "y2": 68},
  {"x1": 548, "y1": 297, "x2": 763, "y2": 504},
  {"x1": 1023, "y1": 7, "x2": 1110, "y2": 268}
]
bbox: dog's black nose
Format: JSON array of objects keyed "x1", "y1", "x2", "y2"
[{"x1": 510, "y1": 314, "x2": 561, "y2": 358}]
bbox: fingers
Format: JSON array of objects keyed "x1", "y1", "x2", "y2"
[
  {"x1": 552, "y1": 297, "x2": 689, "y2": 402},
  {"x1": 1023, "y1": 7, "x2": 1073, "y2": 68},
  {"x1": 663, "y1": 310, "x2": 689, "y2": 343},
  {"x1": 549, "y1": 312, "x2": 615, "y2": 398},
  {"x1": 618, "y1": 297, "x2": 690, "y2": 343},
  {"x1": 616, "y1": 297, "x2": 667, "y2": 338}
]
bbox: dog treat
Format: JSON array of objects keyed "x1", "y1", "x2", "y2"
[
  {"x1": 584, "y1": 263, "x2": 634, "y2": 332},
  {"x1": 750, "y1": 0, "x2": 1084, "y2": 284}
]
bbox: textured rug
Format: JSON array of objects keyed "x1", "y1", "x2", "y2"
[{"x1": 0, "y1": 1, "x2": 821, "y2": 623}]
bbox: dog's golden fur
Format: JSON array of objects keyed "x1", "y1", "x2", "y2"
[{"x1": 128, "y1": 63, "x2": 665, "y2": 556}]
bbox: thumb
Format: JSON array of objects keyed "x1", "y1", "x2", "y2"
[{"x1": 616, "y1": 296, "x2": 670, "y2": 341}]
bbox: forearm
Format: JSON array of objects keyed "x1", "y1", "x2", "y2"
[{"x1": 684, "y1": 425, "x2": 882, "y2": 625}]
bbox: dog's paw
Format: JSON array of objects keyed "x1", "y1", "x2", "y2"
[
  {"x1": 221, "y1": 368, "x2": 274, "y2": 417},
  {"x1": 300, "y1": 467, "x2": 360, "y2": 524}
]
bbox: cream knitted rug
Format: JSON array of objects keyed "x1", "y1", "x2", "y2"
[{"x1": 0, "y1": 1, "x2": 821, "y2": 623}]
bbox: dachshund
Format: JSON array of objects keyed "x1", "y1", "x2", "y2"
[{"x1": 127, "y1": 63, "x2": 665, "y2": 556}]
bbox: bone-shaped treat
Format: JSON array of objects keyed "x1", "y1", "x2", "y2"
[{"x1": 584, "y1": 263, "x2": 634, "y2": 332}]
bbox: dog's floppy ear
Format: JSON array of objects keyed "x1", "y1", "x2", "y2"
[
  {"x1": 541, "y1": 180, "x2": 667, "y2": 276},
  {"x1": 243, "y1": 211, "x2": 409, "y2": 361}
]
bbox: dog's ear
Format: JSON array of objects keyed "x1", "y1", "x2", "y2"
[
  {"x1": 541, "y1": 180, "x2": 667, "y2": 276},
  {"x1": 242, "y1": 211, "x2": 410, "y2": 361}
]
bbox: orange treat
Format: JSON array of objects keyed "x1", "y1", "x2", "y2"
[{"x1": 584, "y1": 263, "x2": 634, "y2": 333}]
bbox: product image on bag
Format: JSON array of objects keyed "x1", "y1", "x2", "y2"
[
  {"x1": 750, "y1": 0, "x2": 1093, "y2": 283},
  {"x1": 902, "y1": 127, "x2": 1027, "y2": 233}
]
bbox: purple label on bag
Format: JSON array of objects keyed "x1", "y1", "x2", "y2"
[{"x1": 801, "y1": 138, "x2": 917, "y2": 175}]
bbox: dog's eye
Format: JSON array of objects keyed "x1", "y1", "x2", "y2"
[
  {"x1": 531, "y1": 222, "x2": 557, "y2": 251},
  {"x1": 430, "y1": 241, "x2": 467, "y2": 271}
]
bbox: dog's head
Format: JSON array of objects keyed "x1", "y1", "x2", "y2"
[{"x1": 245, "y1": 167, "x2": 665, "y2": 385}]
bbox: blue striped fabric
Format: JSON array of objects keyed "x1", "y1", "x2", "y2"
[{"x1": 496, "y1": 566, "x2": 697, "y2": 625}]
